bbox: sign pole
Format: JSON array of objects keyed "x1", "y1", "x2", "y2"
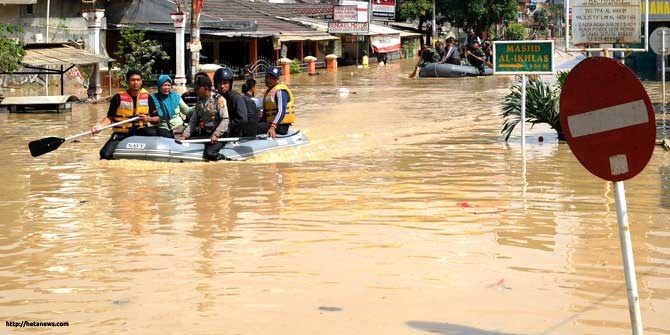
[
  {"x1": 663, "y1": 30, "x2": 666, "y2": 138},
  {"x1": 521, "y1": 74, "x2": 526, "y2": 151},
  {"x1": 613, "y1": 181, "x2": 644, "y2": 335}
]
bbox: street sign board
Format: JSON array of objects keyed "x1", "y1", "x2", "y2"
[
  {"x1": 559, "y1": 57, "x2": 656, "y2": 182},
  {"x1": 333, "y1": 5, "x2": 357, "y2": 22},
  {"x1": 571, "y1": 0, "x2": 641, "y2": 44},
  {"x1": 328, "y1": 22, "x2": 369, "y2": 34},
  {"x1": 650, "y1": 27, "x2": 670, "y2": 56},
  {"x1": 371, "y1": 0, "x2": 395, "y2": 21},
  {"x1": 493, "y1": 40, "x2": 554, "y2": 75}
]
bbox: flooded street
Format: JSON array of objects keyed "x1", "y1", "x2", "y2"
[{"x1": 1, "y1": 59, "x2": 669, "y2": 334}]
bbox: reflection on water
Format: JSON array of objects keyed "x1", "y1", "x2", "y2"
[{"x1": 0, "y1": 59, "x2": 669, "y2": 334}]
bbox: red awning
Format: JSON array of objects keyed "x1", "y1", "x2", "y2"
[{"x1": 370, "y1": 34, "x2": 400, "y2": 53}]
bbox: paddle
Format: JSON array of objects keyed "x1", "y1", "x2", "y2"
[
  {"x1": 466, "y1": 51, "x2": 493, "y2": 68},
  {"x1": 176, "y1": 134, "x2": 268, "y2": 144},
  {"x1": 408, "y1": 59, "x2": 422, "y2": 78},
  {"x1": 29, "y1": 116, "x2": 140, "y2": 157}
]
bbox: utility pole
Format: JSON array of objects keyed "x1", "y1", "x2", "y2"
[
  {"x1": 432, "y1": 0, "x2": 437, "y2": 42},
  {"x1": 190, "y1": 0, "x2": 204, "y2": 80}
]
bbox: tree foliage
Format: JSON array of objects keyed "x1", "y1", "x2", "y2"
[
  {"x1": 0, "y1": 23, "x2": 25, "y2": 73},
  {"x1": 113, "y1": 26, "x2": 169, "y2": 84},
  {"x1": 438, "y1": 0, "x2": 517, "y2": 33},
  {"x1": 500, "y1": 72, "x2": 570, "y2": 142},
  {"x1": 398, "y1": 0, "x2": 433, "y2": 22},
  {"x1": 533, "y1": 8, "x2": 549, "y2": 30},
  {"x1": 505, "y1": 23, "x2": 526, "y2": 40}
]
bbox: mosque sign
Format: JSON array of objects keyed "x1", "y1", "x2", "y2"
[
  {"x1": 571, "y1": 0, "x2": 641, "y2": 44},
  {"x1": 493, "y1": 41, "x2": 554, "y2": 75}
]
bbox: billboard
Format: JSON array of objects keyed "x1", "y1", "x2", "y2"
[
  {"x1": 334, "y1": 5, "x2": 357, "y2": 22},
  {"x1": 371, "y1": 0, "x2": 395, "y2": 21}
]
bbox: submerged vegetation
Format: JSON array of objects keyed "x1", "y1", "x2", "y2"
[{"x1": 500, "y1": 71, "x2": 570, "y2": 141}]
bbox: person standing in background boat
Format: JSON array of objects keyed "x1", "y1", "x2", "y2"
[
  {"x1": 465, "y1": 28, "x2": 482, "y2": 52},
  {"x1": 150, "y1": 74, "x2": 192, "y2": 138},
  {"x1": 213, "y1": 68, "x2": 256, "y2": 137},
  {"x1": 257, "y1": 67, "x2": 295, "y2": 139},
  {"x1": 91, "y1": 69, "x2": 157, "y2": 160},
  {"x1": 176, "y1": 75, "x2": 229, "y2": 161},
  {"x1": 181, "y1": 71, "x2": 209, "y2": 107}
]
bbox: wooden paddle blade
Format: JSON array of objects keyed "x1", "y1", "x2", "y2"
[{"x1": 29, "y1": 137, "x2": 66, "y2": 157}]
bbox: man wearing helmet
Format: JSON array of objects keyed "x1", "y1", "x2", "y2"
[
  {"x1": 258, "y1": 66, "x2": 295, "y2": 139},
  {"x1": 213, "y1": 67, "x2": 257, "y2": 137}
]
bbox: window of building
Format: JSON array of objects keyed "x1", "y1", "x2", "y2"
[{"x1": 25, "y1": 4, "x2": 34, "y2": 15}]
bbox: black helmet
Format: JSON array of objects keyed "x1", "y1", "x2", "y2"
[{"x1": 213, "y1": 67, "x2": 234, "y2": 86}]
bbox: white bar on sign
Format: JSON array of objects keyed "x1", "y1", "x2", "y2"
[
  {"x1": 567, "y1": 100, "x2": 648, "y2": 138},
  {"x1": 610, "y1": 154, "x2": 629, "y2": 176}
]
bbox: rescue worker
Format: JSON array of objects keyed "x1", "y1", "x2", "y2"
[
  {"x1": 257, "y1": 67, "x2": 295, "y2": 139},
  {"x1": 466, "y1": 40, "x2": 489, "y2": 74},
  {"x1": 150, "y1": 74, "x2": 191, "y2": 138},
  {"x1": 92, "y1": 69, "x2": 157, "y2": 160},
  {"x1": 439, "y1": 37, "x2": 461, "y2": 65},
  {"x1": 420, "y1": 44, "x2": 441, "y2": 64},
  {"x1": 213, "y1": 67, "x2": 256, "y2": 137},
  {"x1": 176, "y1": 75, "x2": 230, "y2": 161},
  {"x1": 465, "y1": 28, "x2": 482, "y2": 51}
]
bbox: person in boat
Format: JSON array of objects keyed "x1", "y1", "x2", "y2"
[
  {"x1": 421, "y1": 44, "x2": 441, "y2": 64},
  {"x1": 177, "y1": 75, "x2": 230, "y2": 161},
  {"x1": 257, "y1": 66, "x2": 295, "y2": 139},
  {"x1": 181, "y1": 71, "x2": 209, "y2": 107},
  {"x1": 439, "y1": 37, "x2": 461, "y2": 65},
  {"x1": 241, "y1": 78, "x2": 261, "y2": 126},
  {"x1": 213, "y1": 67, "x2": 257, "y2": 137},
  {"x1": 482, "y1": 40, "x2": 493, "y2": 63},
  {"x1": 465, "y1": 28, "x2": 482, "y2": 52},
  {"x1": 434, "y1": 41, "x2": 446, "y2": 60},
  {"x1": 149, "y1": 74, "x2": 191, "y2": 138},
  {"x1": 92, "y1": 69, "x2": 157, "y2": 160},
  {"x1": 466, "y1": 40, "x2": 489, "y2": 74}
]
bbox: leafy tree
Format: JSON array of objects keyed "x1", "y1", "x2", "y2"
[
  {"x1": 438, "y1": 0, "x2": 516, "y2": 34},
  {"x1": 506, "y1": 23, "x2": 526, "y2": 40},
  {"x1": 533, "y1": 8, "x2": 549, "y2": 30},
  {"x1": 398, "y1": 0, "x2": 433, "y2": 22},
  {"x1": 113, "y1": 26, "x2": 169, "y2": 84},
  {"x1": 0, "y1": 23, "x2": 25, "y2": 73}
]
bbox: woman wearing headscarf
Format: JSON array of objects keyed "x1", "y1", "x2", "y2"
[{"x1": 150, "y1": 75, "x2": 192, "y2": 138}]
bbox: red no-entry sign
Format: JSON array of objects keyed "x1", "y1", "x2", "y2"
[{"x1": 559, "y1": 57, "x2": 656, "y2": 182}]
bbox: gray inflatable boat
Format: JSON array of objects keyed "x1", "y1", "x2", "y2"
[
  {"x1": 419, "y1": 63, "x2": 493, "y2": 77},
  {"x1": 113, "y1": 131, "x2": 309, "y2": 162}
]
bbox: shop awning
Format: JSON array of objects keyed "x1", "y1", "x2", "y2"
[
  {"x1": 0, "y1": 0, "x2": 37, "y2": 3},
  {"x1": 276, "y1": 33, "x2": 339, "y2": 42},
  {"x1": 22, "y1": 44, "x2": 111, "y2": 67},
  {"x1": 371, "y1": 34, "x2": 401, "y2": 53}
]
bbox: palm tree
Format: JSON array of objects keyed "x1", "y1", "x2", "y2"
[{"x1": 500, "y1": 71, "x2": 569, "y2": 141}]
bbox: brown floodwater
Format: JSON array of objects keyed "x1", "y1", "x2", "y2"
[{"x1": 1, "y1": 59, "x2": 669, "y2": 334}]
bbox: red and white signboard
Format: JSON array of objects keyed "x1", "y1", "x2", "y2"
[
  {"x1": 333, "y1": 5, "x2": 357, "y2": 22},
  {"x1": 559, "y1": 57, "x2": 656, "y2": 182},
  {"x1": 371, "y1": 35, "x2": 400, "y2": 53}
]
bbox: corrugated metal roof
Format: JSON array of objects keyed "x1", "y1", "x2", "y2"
[{"x1": 22, "y1": 45, "x2": 111, "y2": 66}]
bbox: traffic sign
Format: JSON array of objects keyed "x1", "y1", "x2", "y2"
[
  {"x1": 559, "y1": 57, "x2": 656, "y2": 182},
  {"x1": 650, "y1": 27, "x2": 670, "y2": 56},
  {"x1": 493, "y1": 40, "x2": 554, "y2": 75}
]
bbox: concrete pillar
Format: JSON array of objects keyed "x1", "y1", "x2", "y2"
[
  {"x1": 280, "y1": 57, "x2": 292, "y2": 83},
  {"x1": 249, "y1": 39, "x2": 258, "y2": 65},
  {"x1": 304, "y1": 56, "x2": 317, "y2": 75},
  {"x1": 326, "y1": 54, "x2": 338, "y2": 72},
  {"x1": 171, "y1": 12, "x2": 187, "y2": 93},
  {"x1": 82, "y1": 9, "x2": 105, "y2": 100}
]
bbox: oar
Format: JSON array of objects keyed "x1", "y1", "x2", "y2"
[
  {"x1": 466, "y1": 51, "x2": 493, "y2": 68},
  {"x1": 176, "y1": 134, "x2": 267, "y2": 144},
  {"x1": 28, "y1": 117, "x2": 140, "y2": 157},
  {"x1": 408, "y1": 59, "x2": 422, "y2": 78}
]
